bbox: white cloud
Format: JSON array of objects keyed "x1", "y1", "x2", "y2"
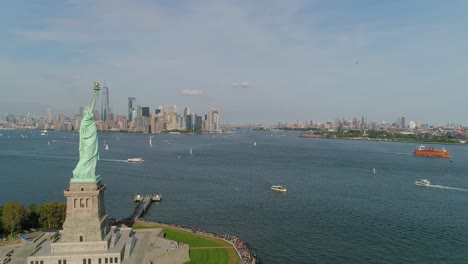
[
  {"x1": 2, "y1": 1, "x2": 468, "y2": 123},
  {"x1": 181, "y1": 89, "x2": 204, "y2": 96},
  {"x1": 232, "y1": 82, "x2": 249, "y2": 88}
]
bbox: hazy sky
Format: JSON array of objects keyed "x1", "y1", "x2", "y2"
[{"x1": 1, "y1": 0, "x2": 467, "y2": 124}]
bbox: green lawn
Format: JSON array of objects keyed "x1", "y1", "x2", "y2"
[
  {"x1": 133, "y1": 223, "x2": 239, "y2": 264},
  {"x1": 189, "y1": 248, "x2": 238, "y2": 264}
]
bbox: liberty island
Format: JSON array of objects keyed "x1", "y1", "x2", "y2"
[{"x1": 20, "y1": 83, "x2": 191, "y2": 264}]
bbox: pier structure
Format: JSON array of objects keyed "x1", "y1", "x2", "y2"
[{"x1": 131, "y1": 194, "x2": 162, "y2": 220}]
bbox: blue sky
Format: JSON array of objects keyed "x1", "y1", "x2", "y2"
[{"x1": 1, "y1": 0, "x2": 467, "y2": 124}]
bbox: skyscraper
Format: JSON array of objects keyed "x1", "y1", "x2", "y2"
[
  {"x1": 185, "y1": 114, "x2": 192, "y2": 130},
  {"x1": 101, "y1": 85, "x2": 109, "y2": 122},
  {"x1": 136, "y1": 105, "x2": 142, "y2": 119},
  {"x1": 128, "y1": 97, "x2": 135, "y2": 121},
  {"x1": 141, "y1": 107, "x2": 150, "y2": 117},
  {"x1": 46, "y1": 108, "x2": 52, "y2": 124},
  {"x1": 184, "y1": 106, "x2": 191, "y2": 117},
  {"x1": 195, "y1": 115, "x2": 202, "y2": 131},
  {"x1": 206, "y1": 108, "x2": 219, "y2": 132},
  {"x1": 165, "y1": 105, "x2": 176, "y2": 115}
]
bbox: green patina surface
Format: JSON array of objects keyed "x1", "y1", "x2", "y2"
[{"x1": 71, "y1": 84, "x2": 101, "y2": 183}]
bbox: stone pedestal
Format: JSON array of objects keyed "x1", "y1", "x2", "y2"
[{"x1": 59, "y1": 180, "x2": 109, "y2": 245}]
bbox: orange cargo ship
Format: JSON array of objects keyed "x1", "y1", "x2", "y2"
[{"x1": 413, "y1": 145, "x2": 451, "y2": 158}]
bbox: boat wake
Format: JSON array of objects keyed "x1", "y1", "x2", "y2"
[
  {"x1": 100, "y1": 159, "x2": 128, "y2": 163},
  {"x1": 428, "y1": 185, "x2": 468, "y2": 192},
  {"x1": 51, "y1": 140, "x2": 78, "y2": 145}
]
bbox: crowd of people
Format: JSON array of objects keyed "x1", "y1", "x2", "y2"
[{"x1": 140, "y1": 219, "x2": 258, "y2": 264}]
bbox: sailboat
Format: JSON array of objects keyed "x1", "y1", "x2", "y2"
[
  {"x1": 254, "y1": 142, "x2": 257, "y2": 146},
  {"x1": 189, "y1": 148, "x2": 193, "y2": 155},
  {"x1": 149, "y1": 137, "x2": 152, "y2": 147},
  {"x1": 373, "y1": 167, "x2": 376, "y2": 175},
  {"x1": 103, "y1": 141, "x2": 109, "y2": 150}
]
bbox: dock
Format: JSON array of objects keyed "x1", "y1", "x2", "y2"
[{"x1": 130, "y1": 194, "x2": 162, "y2": 220}]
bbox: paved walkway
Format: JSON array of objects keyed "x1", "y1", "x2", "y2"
[
  {"x1": 190, "y1": 246, "x2": 233, "y2": 249},
  {"x1": 0, "y1": 243, "x2": 35, "y2": 264}
]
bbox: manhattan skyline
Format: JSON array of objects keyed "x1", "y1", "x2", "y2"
[{"x1": 1, "y1": 1, "x2": 468, "y2": 124}]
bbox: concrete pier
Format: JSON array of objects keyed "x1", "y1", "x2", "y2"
[
  {"x1": 131, "y1": 194, "x2": 162, "y2": 220},
  {"x1": 131, "y1": 197, "x2": 152, "y2": 220}
]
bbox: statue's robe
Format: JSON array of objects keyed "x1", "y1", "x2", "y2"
[{"x1": 72, "y1": 96, "x2": 99, "y2": 180}]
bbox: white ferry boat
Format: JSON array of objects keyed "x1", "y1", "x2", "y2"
[
  {"x1": 271, "y1": 185, "x2": 287, "y2": 192},
  {"x1": 415, "y1": 179, "x2": 430, "y2": 187},
  {"x1": 128, "y1": 158, "x2": 144, "y2": 163}
]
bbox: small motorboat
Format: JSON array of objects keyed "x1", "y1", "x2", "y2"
[
  {"x1": 271, "y1": 185, "x2": 287, "y2": 192},
  {"x1": 128, "y1": 158, "x2": 144, "y2": 163},
  {"x1": 415, "y1": 179, "x2": 430, "y2": 187}
]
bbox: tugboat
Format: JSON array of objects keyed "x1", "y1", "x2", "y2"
[{"x1": 413, "y1": 145, "x2": 451, "y2": 158}]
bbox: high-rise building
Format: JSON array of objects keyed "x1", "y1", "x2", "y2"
[
  {"x1": 136, "y1": 105, "x2": 142, "y2": 119},
  {"x1": 206, "y1": 108, "x2": 219, "y2": 132},
  {"x1": 46, "y1": 108, "x2": 52, "y2": 124},
  {"x1": 165, "y1": 105, "x2": 176, "y2": 115},
  {"x1": 185, "y1": 114, "x2": 193, "y2": 130},
  {"x1": 128, "y1": 97, "x2": 135, "y2": 121},
  {"x1": 184, "y1": 107, "x2": 191, "y2": 117},
  {"x1": 195, "y1": 115, "x2": 202, "y2": 131},
  {"x1": 402, "y1": 115, "x2": 406, "y2": 129},
  {"x1": 101, "y1": 85, "x2": 110, "y2": 122},
  {"x1": 141, "y1": 107, "x2": 150, "y2": 117}
]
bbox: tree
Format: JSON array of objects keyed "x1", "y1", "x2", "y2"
[
  {"x1": 22, "y1": 204, "x2": 40, "y2": 230},
  {"x1": 39, "y1": 202, "x2": 66, "y2": 229},
  {"x1": 0, "y1": 206, "x2": 3, "y2": 235},
  {"x1": 2, "y1": 202, "x2": 26, "y2": 237}
]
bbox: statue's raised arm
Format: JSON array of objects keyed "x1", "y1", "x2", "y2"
[
  {"x1": 72, "y1": 82, "x2": 102, "y2": 183},
  {"x1": 88, "y1": 81, "x2": 100, "y2": 112}
]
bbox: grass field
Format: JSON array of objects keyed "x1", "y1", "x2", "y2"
[{"x1": 134, "y1": 223, "x2": 239, "y2": 264}]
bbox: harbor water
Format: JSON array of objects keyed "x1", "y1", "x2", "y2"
[{"x1": 1, "y1": 130, "x2": 468, "y2": 263}]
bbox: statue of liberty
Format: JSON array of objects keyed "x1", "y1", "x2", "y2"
[{"x1": 72, "y1": 82, "x2": 101, "y2": 182}]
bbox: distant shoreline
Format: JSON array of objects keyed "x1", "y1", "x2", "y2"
[{"x1": 299, "y1": 132, "x2": 467, "y2": 146}]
